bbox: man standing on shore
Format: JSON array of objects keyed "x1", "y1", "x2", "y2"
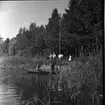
[{"x1": 68, "y1": 54, "x2": 72, "y2": 61}]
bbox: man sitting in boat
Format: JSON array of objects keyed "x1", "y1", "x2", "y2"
[{"x1": 37, "y1": 64, "x2": 43, "y2": 72}]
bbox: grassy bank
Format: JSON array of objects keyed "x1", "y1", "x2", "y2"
[
  {"x1": 21, "y1": 51, "x2": 103, "y2": 105},
  {"x1": 0, "y1": 56, "x2": 50, "y2": 69},
  {"x1": 57, "y1": 51, "x2": 103, "y2": 105}
]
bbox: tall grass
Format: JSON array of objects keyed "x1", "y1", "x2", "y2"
[
  {"x1": 18, "y1": 51, "x2": 103, "y2": 105},
  {"x1": 58, "y1": 51, "x2": 103, "y2": 105},
  {"x1": 0, "y1": 56, "x2": 50, "y2": 69}
]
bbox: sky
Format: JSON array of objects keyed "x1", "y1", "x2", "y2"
[{"x1": 0, "y1": 0, "x2": 69, "y2": 40}]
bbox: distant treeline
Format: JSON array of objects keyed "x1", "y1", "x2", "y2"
[{"x1": 0, "y1": 0, "x2": 103, "y2": 57}]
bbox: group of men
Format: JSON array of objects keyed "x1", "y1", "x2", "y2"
[
  {"x1": 49, "y1": 52, "x2": 72, "y2": 72},
  {"x1": 49, "y1": 52, "x2": 64, "y2": 60},
  {"x1": 49, "y1": 52, "x2": 72, "y2": 61},
  {"x1": 37, "y1": 52, "x2": 72, "y2": 72}
]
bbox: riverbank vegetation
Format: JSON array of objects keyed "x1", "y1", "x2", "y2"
[
  {"x1": 59, "y1": 51, "x2": 103, "y2": 105},
  {"x1": 18, "y1": 50, "x2": 103, "y2": 105},
  {"x1": 0, "y1": 56, "x2": 49, "y2": 69}
]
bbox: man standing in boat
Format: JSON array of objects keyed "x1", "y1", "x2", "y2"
[
  {"x1": 58, "y1": 53, "x2": 63, "y2": 65},
  {"x1": 49, "y1": 52, "x2": 56, "y2": 72}
]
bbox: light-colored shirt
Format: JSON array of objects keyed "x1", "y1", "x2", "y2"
[
  {"x1": 52, "y1": 53, "x2": 56, "y2": 58},
  {"x1": 58, "y1": 54, "x2": 63, "y2": 59},
  {"x1": 68, "y1": 55, "x2": 71, "y2": 61},
  {"x1": 49, "y1": 53, "x2": 53, "y2": 58}
]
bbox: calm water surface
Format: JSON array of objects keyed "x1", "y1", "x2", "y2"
[{"x1": 0, "y1": 68, "x2": 57, "y2": 105}]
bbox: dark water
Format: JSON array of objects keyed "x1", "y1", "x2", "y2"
[{"x1": 0, "y1": 68, "x2": 59, "y2": 105}]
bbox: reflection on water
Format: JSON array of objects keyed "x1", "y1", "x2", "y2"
[
  {"x1": 20, "y1": 74, "x2": 52, "y2": 104},
  {"x1": 0, "y1": 84, "x2": 19, "y2": 105},
  {"x1": 0, "y1": 68, "x2": 59, "y2": 105}
]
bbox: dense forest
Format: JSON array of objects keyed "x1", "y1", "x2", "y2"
[{"x1": 0, "y1": 0, "x2": 103, "y2": 58}]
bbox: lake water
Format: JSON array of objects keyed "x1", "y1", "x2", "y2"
[{"x1": 0, "y1": 68, "x2": 60, "y2": 105}]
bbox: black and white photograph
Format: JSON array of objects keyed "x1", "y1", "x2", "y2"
[{"x1": 0, "y1": 0, "x2": 103, "y2": 105}]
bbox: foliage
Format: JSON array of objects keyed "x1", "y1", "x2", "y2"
[
  {"x1": 0, "y1": 56, "x2": 48, "y2": 69},
  {"x1": 58, "y1": 51, "x2": 103, "y2": 105},
  {"x1": 0, "y1": 0, "x2": 103, "y2": 58},
  {"x1": 45, "y1": 8, "x2": 60, "y2": 53},
  {"x1": 62, "y1": 0, "x2": 103, "y2": 57}
]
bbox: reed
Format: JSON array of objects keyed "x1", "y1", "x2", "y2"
[
  {"x1": 58, "y1": 51, "x2": 103, "y2": 105},
  {"x1": 0, "y1": 56, "x2": 49, "y2": 69}
]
